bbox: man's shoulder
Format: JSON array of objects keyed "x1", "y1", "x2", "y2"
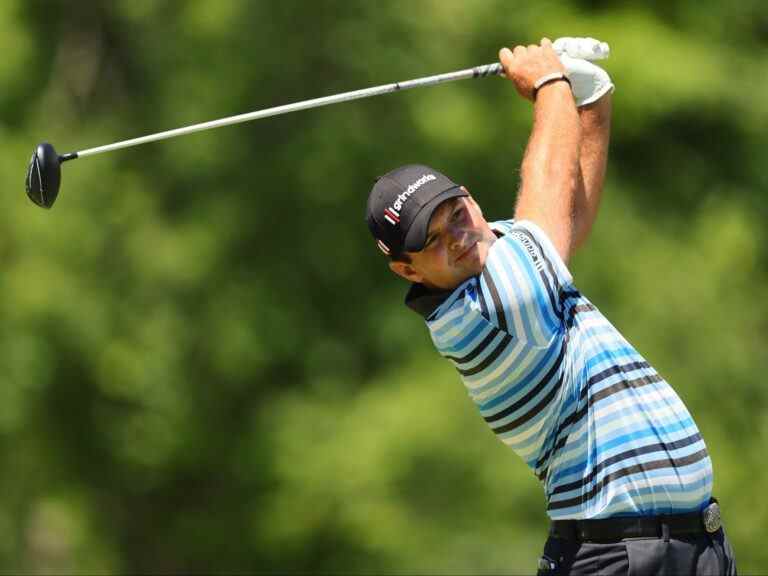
[{"x1": 489, "y1": 218, "x2": 516, "y2": 236}]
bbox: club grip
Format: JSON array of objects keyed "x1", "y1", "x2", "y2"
[{"x1": 473, "y1": 63, "x2": 504, "y2": 78}]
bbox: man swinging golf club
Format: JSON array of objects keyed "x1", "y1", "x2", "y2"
[{"x1": 365, "y1": 37, "x2": 737, "y2": 575}]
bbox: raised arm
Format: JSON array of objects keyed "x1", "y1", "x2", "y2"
[
  {"x1": 500, "y1": 39, "x2": 582, "y2": 264},
  {"x1": 573, "y1": 93, "x2": 612, "y2": 249}
]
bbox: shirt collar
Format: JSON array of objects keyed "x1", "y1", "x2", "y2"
[{"x1": 404, "y1": 282, "x2": 453, "y2": 319}]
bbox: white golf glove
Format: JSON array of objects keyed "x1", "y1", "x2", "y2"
[
  {"x1": 553, "y1": 36, "x2": 610, "y2": 61},
  {"x1": 553, "y1": 37, "x2": 615, "y2": 107}
]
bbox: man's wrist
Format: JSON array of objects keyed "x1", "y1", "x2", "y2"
[
  {"x1": 533, "y1": 79, "x2": 574, "y2": 105},
  {"x1": 532, "y1": 72, "x2": 571, "y2": 100},
  {"x1": 579, "y1": 92, "x2": 612, "y2": 124}
]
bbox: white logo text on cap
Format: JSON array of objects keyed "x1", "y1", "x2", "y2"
[{"x1": 383, "y1": 173, "x2": 436, "y2": 226}]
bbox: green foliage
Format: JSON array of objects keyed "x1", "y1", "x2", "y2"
[{"x1": 0, "y1": 0, "x2": 766, "y2": 572}]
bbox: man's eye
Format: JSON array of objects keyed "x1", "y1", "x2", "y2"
[{"x1": 451, "y1": 208, "x2": 463, "y2": 221}]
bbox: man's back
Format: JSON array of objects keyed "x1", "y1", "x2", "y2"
[{"x1": 406, "y1": 219, "x2": 712, "y2": 519}]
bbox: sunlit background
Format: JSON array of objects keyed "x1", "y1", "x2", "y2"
[{"x1": 1, "y1": 0, "x2": 766, "y2": 573}]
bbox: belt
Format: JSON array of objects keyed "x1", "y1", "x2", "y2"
[{"x1": 550, "y1": 500, "x2": 722, "y2": 542}]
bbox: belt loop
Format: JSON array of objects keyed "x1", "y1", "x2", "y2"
[{"x1": 661, "y1": 519, "x2": 670, "y2": 543}]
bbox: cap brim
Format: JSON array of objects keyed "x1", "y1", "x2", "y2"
[{"x1": 403, "y1": 186, "x2": 468, "y2": 252}]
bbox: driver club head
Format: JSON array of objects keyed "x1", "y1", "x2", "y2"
[{"x1": 25, "y1": 142, "x2": 62, "y2": 209}]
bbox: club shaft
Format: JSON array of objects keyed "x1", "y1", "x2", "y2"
[{"x1": 74, "y1": 63, "x2": 503, "y2": 158}]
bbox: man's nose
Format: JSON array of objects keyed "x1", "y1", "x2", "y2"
[{"x1": 448, "y1": 227, "x2": 465, "y2": 252}]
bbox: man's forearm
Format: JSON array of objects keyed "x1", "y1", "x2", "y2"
[
  {"x1": 573, "y1": 94, "x2": 612, "y2": 249},
  {"x1": 514, "y1": 82, "x2": 582, "y2": 263}
]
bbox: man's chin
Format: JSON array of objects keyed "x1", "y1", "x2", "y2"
[
  {"x1": 459, "y1": 241, "x2": 489, "y2": 273},
  {"x1": 439, "y1": 262, "x2": 485, "y2": 291},
  {"x1": 429, "y1": 242, "x2": 491, "y2": 291}
]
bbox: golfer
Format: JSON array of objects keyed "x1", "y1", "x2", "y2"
[{"x1": 365, "y1": 38, "x2": 736, "y2": 575}]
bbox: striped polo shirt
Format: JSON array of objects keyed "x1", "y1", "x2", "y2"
[{"x1": 405, "y1": 219, "x2": 712, "y2": 519}]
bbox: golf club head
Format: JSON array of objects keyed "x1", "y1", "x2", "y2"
[{"x1": 26, "y1": 142, "x2": 61, "y2": 208}]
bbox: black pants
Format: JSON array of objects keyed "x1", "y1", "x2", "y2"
[{"x1": 537, "y1": 528, "x2": 737, "y2": 575}]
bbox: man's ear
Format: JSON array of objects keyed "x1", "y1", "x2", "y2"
[{"x1": 389, "y1": 260, "x2": 424, "y2": 284}]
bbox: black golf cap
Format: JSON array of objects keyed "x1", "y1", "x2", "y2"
[{"x1": 366, "y1": 164, "x2": 467, "y2": 257}]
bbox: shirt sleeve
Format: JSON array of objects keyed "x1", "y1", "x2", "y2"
[{"x1": 480, "y1": 219, "x2": 573, "y2": 346}]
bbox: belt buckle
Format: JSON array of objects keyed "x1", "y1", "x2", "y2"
[
  {"x1": 537, "y1": 556, "x2": 557, "y2": 573},
  {"x1": 702, "y1": 502, "x2": 722, "y2": 533}
]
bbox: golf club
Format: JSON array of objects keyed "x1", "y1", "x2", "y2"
[{"x1": 25, "y1": 43, "x2": 608, "y2": 208}]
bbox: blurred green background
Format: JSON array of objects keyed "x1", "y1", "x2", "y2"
[{"x1": 1, "y1": 0, "x2": 766, "y2": 573}]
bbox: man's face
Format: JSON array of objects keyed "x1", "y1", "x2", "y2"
[{"x1": 389, "y1": 193, "x2": 497, "y2": 291}]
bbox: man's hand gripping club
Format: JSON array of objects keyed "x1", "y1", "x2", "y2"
[
  {"x1": 554, "y1": 37, "x2": 614, "y2": 107},
  {"x1": 500, "y1": 38, "x2": 571, "y2": 101}
]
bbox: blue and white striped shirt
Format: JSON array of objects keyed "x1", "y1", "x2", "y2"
[{"x1": 405, "y1": 219, "x2": 712, "y2": 519}]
